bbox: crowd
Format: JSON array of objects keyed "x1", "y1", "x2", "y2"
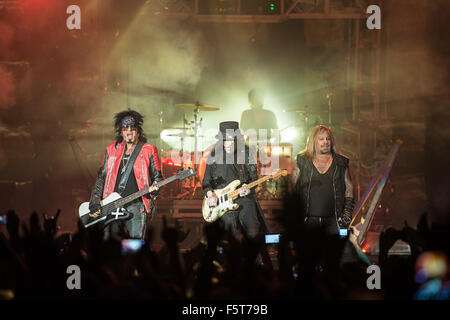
[{"x1": 0, "y1": 193, "x2": 449, "y2": 301}]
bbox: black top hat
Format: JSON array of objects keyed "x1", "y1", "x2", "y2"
[{"x1": 216, "y1": 121, "x2": 243, "y2": 140}]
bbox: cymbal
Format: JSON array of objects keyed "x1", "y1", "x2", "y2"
[
  {"x1": 285, "y1": 106, "x2": 328, "y2": 115},
  {"x1": 127, "y1": 85, "x2": 189, "y2": 99},
  {"x1": 166, "y1": 132, "x2": 204, "y2": 138},
  {"x1": 162, "y1": 127, "x2": 189, "y2": 131},
  {"x1": 176, "y1": 103, "x2": 221, "y2": 111}
]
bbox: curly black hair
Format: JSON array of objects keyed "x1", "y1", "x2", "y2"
[{"x1": 113, "y1": 109, "x2": 147, "y2": 144}]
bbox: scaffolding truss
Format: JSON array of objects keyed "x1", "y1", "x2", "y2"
[{"x1": 155, "y1": 0, "x2": 371, "y2": 22}]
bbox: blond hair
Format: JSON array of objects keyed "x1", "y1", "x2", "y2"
[{"x1": 300, "y1": 125, "x2": 337, "y2": 160}]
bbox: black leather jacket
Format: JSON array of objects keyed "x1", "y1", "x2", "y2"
[
  {"x1": 295, "y1": 152, "x2": 352, "y2": 223},
  {"x1": 202, "y1": 143, "x2": 269, "y2": 233}
]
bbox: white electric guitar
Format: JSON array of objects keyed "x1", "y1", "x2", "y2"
[
  {"x1": 202, "y1": 169, "x2": 288, "y2": 223},
  {"x1": 79, "y1": 168, "x2": 195, "y2": 228}
]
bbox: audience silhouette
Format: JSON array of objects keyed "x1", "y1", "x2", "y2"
[{"x1": 0, "y1": 193, "x2": 449, "y2": 301}]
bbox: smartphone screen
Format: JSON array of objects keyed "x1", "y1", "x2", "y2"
[
  {"x1": 339, "y1": 229, "x2": 348, "y2": 237},
  {"x1": 0, "y1": 214, "x2": 7, "y2": 225},
  {"x1": 121, "y1": 239, "x2": 145, "y2": 255},
  {"x1": 265, "y1": 233, "x2": 280, "y2": 244}
]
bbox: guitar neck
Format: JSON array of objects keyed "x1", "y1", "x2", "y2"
[
  {"x1": 229, "y1": 175, "x2": 271, "y2": 199},
  {"x1": 114, "y1": 175, "x2": 178, "y2": 207}
]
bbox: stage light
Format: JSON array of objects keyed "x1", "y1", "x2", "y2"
[
  {"x1": 362, "y1": 244, "x2": 369, "y2": 254},
  {"x1": 213, "y1": 0, "x2": 239, "y2": 15},
  {"x1": 265, "y1": 0, "x2": 280, "y2": 14},
  {"x1": 415, "y1": 251, "x2": 448, "y2": 281},
  {"x1": 160, "y1": 129, "x2": 178, "y2": 143},
  {"x1": 280, "y1": 126, "x2": 298, "y2": 143}
]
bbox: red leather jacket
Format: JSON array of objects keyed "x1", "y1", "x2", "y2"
[{"x1": 89, "y1": 140, "x2": 163, "y2": 214}]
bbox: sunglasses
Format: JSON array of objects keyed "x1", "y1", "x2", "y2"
[{"x1": 121, "y1": 126, "x2": 137, "y2": 132}]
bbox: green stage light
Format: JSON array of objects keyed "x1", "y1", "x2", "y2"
[{"x1": 265, "y1": 1, "x2": 279, "y2": 14}]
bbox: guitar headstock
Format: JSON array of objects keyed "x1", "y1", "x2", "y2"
[
  {"x1": 176, "y1": 168, "x2": 196, "y2": 180},
  {"x1": 270, "y1": 169, "x2": 288, "y2": 180}
]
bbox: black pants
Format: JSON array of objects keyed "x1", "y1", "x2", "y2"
[
  {"x1": 219, "y1": 197, "x2": 273, "y2": 269},
  {"x1": 304, "y1": 216, "x2": 359, "y2": 264},
  {"x1": 220, "y1": 197, "x2": 261, "y2": 239},
  {"x1": 103, "y1": 201, "x2": 147, "y2": 240},
  {"x1": 304, "y1": 216, "x2": 339, "y2": 235}
]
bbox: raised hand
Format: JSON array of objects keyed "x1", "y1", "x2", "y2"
[
  {"x1": 6, "y1": 210, "x2": 19, "y2": 239},
  {"x1": 43, "y1": 209, "x2": 61, "y2": 238}
]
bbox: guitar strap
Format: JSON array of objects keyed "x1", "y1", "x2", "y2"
[
  {"x1": 118, "y1": 142, "x2": 144, "y2": 195},
  {"x1": 235, "y1": 163, "x2": 246, "y2": 183},
  {"x1": 235, "y1": 149, "x2": 249, "y2": 183}
]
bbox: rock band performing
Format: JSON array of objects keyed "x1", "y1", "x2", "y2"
[{"x1": 1, "y1": 0, "x2": 449, "y2": 306}]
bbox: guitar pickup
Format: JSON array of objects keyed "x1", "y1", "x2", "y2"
[{"x1": 218, "y1": 194, "x2": 228, "y2": 203}]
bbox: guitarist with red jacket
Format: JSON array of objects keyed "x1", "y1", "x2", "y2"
[{"x1": 89, "y1": 109, "x2": 162, "y2": 240}]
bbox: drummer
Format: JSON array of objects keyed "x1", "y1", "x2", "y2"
[{"x1": 240, "y1": 88, "x2": 278, "y2": 141}]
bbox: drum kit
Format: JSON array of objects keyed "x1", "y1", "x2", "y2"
[{"x1": 160, "y1": 101, "x2": 221, "y2": 199}]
